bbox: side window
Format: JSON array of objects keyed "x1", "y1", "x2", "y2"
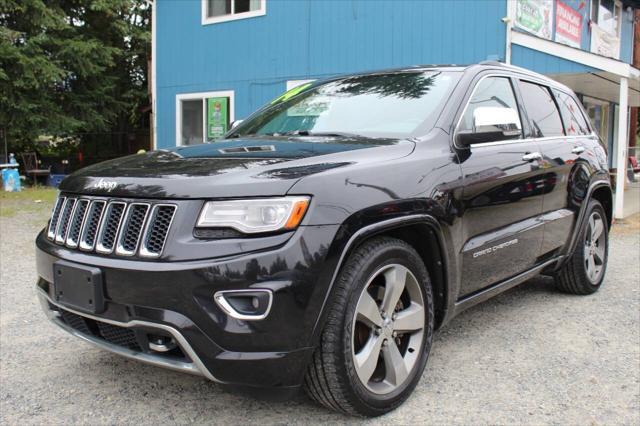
[
  {"x1": 459, "y1": 76, "x2": 522, "y2": 138},
  {"x1": 554, "y1": 90, "x2": 590, "y2": 136},
  {"x1": 518, "y1": 81, "x2": 564, "y2": 138}
]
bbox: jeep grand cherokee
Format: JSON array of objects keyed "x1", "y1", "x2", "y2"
[{"x1": 36, "y1": 62, "x2": 611, "y2": 417}]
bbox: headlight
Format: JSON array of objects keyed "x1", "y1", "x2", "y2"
[{"x1": 196, "y1": 196, "x2": 310, "y2": 234}]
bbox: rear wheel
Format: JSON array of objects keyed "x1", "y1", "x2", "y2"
[
  {"x1": 555, "y1": 199, "x2": 609, "y2": 294},
  {"x1": 304, "y1": 237, "x2": 434, "y2": 417}
]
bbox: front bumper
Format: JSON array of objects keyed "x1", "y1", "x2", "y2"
[
  {"x1": 38, "y1": 289, "x2": 215, "y2": 379},
  {"x1": 35, "y1": 224, "x2": 341, "y2": 393}
]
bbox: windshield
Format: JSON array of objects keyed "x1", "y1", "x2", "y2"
[{"x1": 229, "y1": 71, "x2": 459, "y2": 140}]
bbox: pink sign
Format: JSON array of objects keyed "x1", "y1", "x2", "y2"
[{"x1": 555, "y1": 0, "x2": 582, "y2": 48}]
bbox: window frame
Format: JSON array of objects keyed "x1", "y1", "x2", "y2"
[
  {"x1": 201, "y1": 0, "x2": 266, "y2": 26},
  {"x1": 516, "y1": 79, "x2": 566, "y2": 139},
  {"x1": 453, "y1": 74, "x2": 526, "y2": 149},
  {"x1": 176, "y1": 90, "x2": 235, "y2": 146},
  {"x1": 591, "y1": 0, "x2": 623, "y2": 38}
]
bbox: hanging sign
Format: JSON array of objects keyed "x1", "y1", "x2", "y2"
[
  {"x1": 207, "y1": 97, "x2": 229, "y2": 139},
  {"x1": 515, "y1": 0, "x2": 553, "y2": 40},
  {"x1": 555, "y1": 0, "x2": 582, "y2": 48}
]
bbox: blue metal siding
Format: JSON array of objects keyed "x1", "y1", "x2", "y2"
[
  {"x1": 156, "y1": 0, "x2": 507, "y2": 149},
  {"x1": 511, "y1": 44, "x2": 597, "y2": 74},
  {"x1": 619, "y1": 7, "x2": 634, "y2": 64}
]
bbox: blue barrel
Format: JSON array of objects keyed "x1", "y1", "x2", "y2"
[{"x1": 2, "y1": 168, "x2": 21, "y2": 192}]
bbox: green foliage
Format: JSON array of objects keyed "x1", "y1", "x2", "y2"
[{"x1": 0, "y1": 0, "x2": 150, "y2": 152}]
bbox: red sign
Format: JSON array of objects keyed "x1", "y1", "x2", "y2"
[{"x1": 555, "y1": 0, "x2": 582, "y2": 48}]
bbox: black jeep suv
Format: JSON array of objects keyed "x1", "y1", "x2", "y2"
[{"x1": 36, "y1": 62, "x2": 611, "y2": 417}]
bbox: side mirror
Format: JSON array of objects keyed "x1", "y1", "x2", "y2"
[
  {"x1": 457, "y1": 107, "x2": 521, "y2": 146},
  {"x1": 230, "y1": 119, "x2": 244, "y2": 130}
]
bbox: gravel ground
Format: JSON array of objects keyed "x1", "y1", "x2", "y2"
[{"x1": 1, "y1": 192, "x2": 639, "y2": 425}]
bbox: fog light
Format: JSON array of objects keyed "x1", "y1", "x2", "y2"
[
  {"x1": 148, "y1": 335, "x2": 177, "y2": 352},
  {"x1": 214, "y1": 290, "x2": 273, "y2": 321}
]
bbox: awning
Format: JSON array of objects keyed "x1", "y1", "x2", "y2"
[{"x1": 549, "y1": 71, "x2": 640, "y2": 106}]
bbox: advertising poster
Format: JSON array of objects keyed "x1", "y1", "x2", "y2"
[
  {"x1": 515, "y1": 0, "x2": 553, "y2": 40},
  {"x1": 207, "y1": 97, "x2": 228, "y2": 139},
  {"x1": 555, "y1": 0, "x2": 582, "y2": 48}
]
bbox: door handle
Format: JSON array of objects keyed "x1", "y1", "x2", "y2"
[
  {"x1": 522, "y1": 152, "x2": 543, "y2": 162},
  {"x1": 571, "y1": 146, "x2": 585, "y2": 155}
]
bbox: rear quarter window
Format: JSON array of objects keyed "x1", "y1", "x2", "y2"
[{"x1": 554, "y1": 90, "x2": 591, "y2": 136}]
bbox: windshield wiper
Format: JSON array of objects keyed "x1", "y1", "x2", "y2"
[
  {"x1": 228, "y1": 131, "x2": 385, "y2": 139},
  {"x1": 277, "y1": 130, "x2": 370, "y2": 138}
]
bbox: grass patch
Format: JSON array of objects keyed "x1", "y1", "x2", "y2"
[
  {"x1": 0, "y1": 187, "x2": 58, "y2": 203},
  {"x1": 0, "y1": 187, "x2": 58, "y2": 217}
]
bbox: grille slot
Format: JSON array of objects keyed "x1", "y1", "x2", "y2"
[
  {"x1": 96, "y1": 322, "x2": 142, "y2": 351},
  {"x1": 55, "y1": 198, "x2": 77, "y2": 244},
  {"x1": 80, "y1": 201, "x2": 106, "y2": 251},
  {"x1": 58, "y1": 309, "x2": 141, "y2": 352},
  {"x1": 115, "y1": 203, "x2": 150, "y2": 256},
  {"x1": 140, "y1": 205, "x2": 176, "y2": 258},
  {"x1": 48, "y1": 195, "x2": 176, "y2": 258},
  {"x1": 59, "y1": 310, "x2": 92, "y2": 335},
  {"x1": 95, "y1": 202, "x2": 126, "y2": 254},
  {"x1": 47, "y1": 196, "x2": 66, "y2": 240},
  {"x1": 65, "y1": 199, "x2": 90, "y2": 248}
]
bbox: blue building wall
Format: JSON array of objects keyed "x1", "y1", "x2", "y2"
[
  {"x1": 156, "y1": 0, "x2": 636, "y2": 149},
  {"x1": 620, "y1": 6, "x2": 635, "y2": 64},
  {"x1": 511, "y1": 45, "x2": 597, "y2": 74},
  {"x1": 156, "y1": 0, "x2": 507, "y2": 149}
]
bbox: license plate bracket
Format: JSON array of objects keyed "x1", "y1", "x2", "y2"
[{"x1": 53, "y1": 261, "x2": 105, "y2": 314}]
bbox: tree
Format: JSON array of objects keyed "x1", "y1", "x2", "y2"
[{"x1": 0, "y1": 0, "x2": 150, "y2": 155}]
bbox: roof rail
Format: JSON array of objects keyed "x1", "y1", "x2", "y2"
[
  {"x1": 478, "y1": 60, "x2": 505, "y2": 66},
  {"x1": 477, "y1": 61, "x2": 543, "y2": 75}
]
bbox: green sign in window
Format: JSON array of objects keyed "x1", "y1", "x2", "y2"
[{"x1": 207, "y1": 97, "x2": 229, "y2": 140}]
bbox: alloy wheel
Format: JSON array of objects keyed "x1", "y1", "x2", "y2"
[
  {"x1": 351, "y1": 264, "x2": 425, "y2": 395},
  {"x1": 583, "y1": 211, "x2": 606, "y2": 284}
]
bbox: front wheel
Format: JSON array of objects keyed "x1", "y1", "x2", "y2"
[
  {"x1": 304, "y1": 237, "x2": 434, "y2": 417},
  {"x1": 555, "y1": 199, "x2": 609, "y2": 294}
]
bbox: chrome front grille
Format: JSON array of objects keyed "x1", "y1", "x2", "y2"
[
  {"x1": 116, "y1": 203, "x2": 150, "y2": 256},
  {"x1": 47, "y1": 196, "x2": 176, "y2": 258},
  {"x1": 140, "y1": 205, "x2": 177, "y2": 258},
  {"x1": 95, "y1": 202, "x2": 126, "y2": 254}
]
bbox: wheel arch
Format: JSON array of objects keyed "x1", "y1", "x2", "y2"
[
  {"x1": 312, "y1": 215, "x2": 451, "y2": 343},
  {"x1": 562, "y1": 180, "x2": 612, "y2": 265},
  {"x1": 591, "y1": 185, "x2": 613, "y2": 229}
]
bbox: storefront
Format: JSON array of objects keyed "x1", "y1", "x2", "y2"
[{"x1": 153, "y1": 0, "x2": 639, "y2": 216}]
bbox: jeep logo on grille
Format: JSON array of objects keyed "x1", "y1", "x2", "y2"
[{"x1": 93, "y1": 179, "x2": 118, "y2": 192}]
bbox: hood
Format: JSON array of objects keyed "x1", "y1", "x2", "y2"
[{"x1": 60, "y1": 137, "x2": 415, "y2": 199}]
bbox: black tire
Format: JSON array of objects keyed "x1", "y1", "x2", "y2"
[
  {"x1": 555, "y1": 199, "x2": 609, "y2": 295},
  {"x1": 303, "y1": 236, "x2": 434, "y2": 417}
]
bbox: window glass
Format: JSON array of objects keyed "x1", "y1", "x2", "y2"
[
  {"x1": 597, "y1": 0, "x2": 621, "y2": 36},
  {"x1": 233, "y1": 72, "x2": 459, "y2": 139},
  {"x1": 518, "y1": 81, "x2": 564, "y2": 137},
  {"x1": 207, "y1": 0, "x2": 261, "y2": 18},
  {"x1": 181, "y1": 100, "x2": 203, "y2": 146},
  {"x1": 554, "y1": 91, "x2": 590, "y2": 136},
  {"x1": 458, "y1": 76, "x2": 521, "y2": 137}
]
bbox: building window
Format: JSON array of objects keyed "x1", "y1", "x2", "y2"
[
  {"x1": 202, "y1": 0, "x2": 266, "y2": 25},
  {"x1": 176, "y1": 91, "x2": 235, "y2": 146},
  {"x1": 591, "y1": 0, "x2": 622, "y2": 37}
]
